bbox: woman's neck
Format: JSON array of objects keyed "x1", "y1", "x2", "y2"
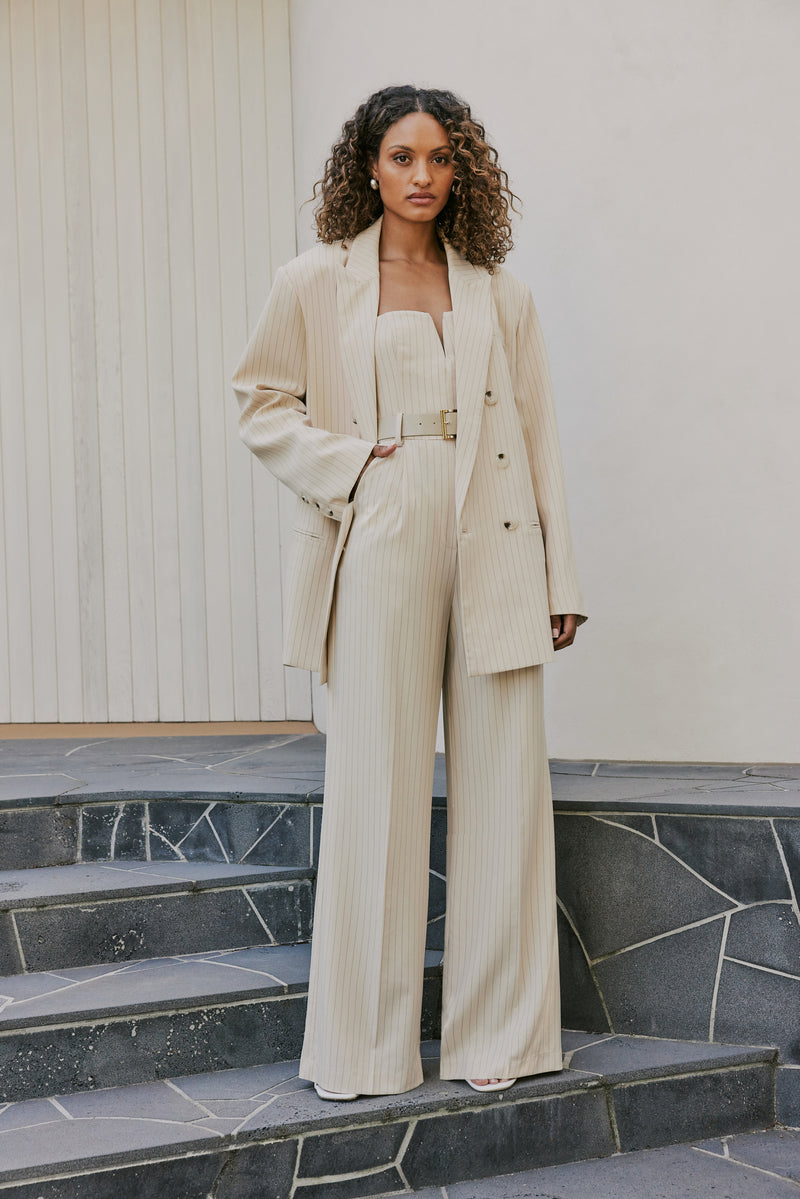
[{"x1": 378, "y1": 210, "x2": 445, "y2": 265}]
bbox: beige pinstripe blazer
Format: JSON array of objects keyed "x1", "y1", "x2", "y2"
[{"x1": 232, "y1": 215, "x2": 586, "y2": 682}]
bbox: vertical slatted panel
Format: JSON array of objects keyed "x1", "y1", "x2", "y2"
[
  {"x1": 0, "y1": 0, "x2": 31, "y2": 721},
  {"x1": 0, "y1": 0, "x2": 306, "y2": 722},
  {"x1": 36, "y1": 0, "x2": 83, "y2": 720}
]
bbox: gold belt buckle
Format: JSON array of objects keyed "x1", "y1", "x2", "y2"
[{"x1": 440, "y1": 409, "x2": 456, "y2": 439}]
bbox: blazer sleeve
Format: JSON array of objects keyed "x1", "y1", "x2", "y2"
[
  {"x1": 231, "y1": 266, "x2": 373, "y2": 521},
  {"x1": 515, "y1": 285, "x2": 588, "y2": 623}
]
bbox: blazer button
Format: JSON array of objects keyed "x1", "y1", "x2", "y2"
[
  {"x1": 484, "y1": 391, "x2": 497, "y2": 406},
  {"x1": 503, "y1": 518, "x2": 519, "y2": 531},
  {"x1": 496, "y1": 452, "x2": 510, "y2": 468}
]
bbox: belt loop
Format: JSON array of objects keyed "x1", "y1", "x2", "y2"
[{"x1": 394, "y1": 412, "x2": 404, "y2": 446}]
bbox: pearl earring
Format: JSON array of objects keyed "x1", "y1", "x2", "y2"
[{"x1": 370, "y1": 177, "x2": 379, "y2": 190}]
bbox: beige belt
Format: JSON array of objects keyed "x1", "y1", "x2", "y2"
[{"x1": 377, "y1": 409, "x2": 457, "y2": 444}]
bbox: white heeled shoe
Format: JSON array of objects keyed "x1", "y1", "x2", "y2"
[
  {"x1": 467, "y1": 1077, "x2": 517, "y2": 1092},
  {"x1": 313, "y1": 1081, "x2": 360, "y2": 1101}
]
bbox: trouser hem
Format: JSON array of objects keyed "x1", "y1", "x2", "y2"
[
  {"x1": 298, "y1": 1060, "x2": 425, "y2": 1096},
  {"x1": 439, "y1": 1052, "x2": 563, "y2": 1081}
]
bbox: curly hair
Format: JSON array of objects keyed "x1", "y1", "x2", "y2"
[{"x1": 312, "y1": 85, "x2": 520, "y2": 270}]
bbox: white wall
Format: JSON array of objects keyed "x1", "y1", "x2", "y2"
[
  {"x1": 290, "y1": 0, "x2": 800, "y2": 762},
  {"x1": 0, "y1": 0, "x2": 306, "y2": 722}
]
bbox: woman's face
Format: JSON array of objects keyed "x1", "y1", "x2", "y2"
[{"x1": 370, "y1": 112, "x2": 455, "y2": 225}]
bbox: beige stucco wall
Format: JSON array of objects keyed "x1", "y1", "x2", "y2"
[{"x1": 290, "y1": 0, "x2": 800, "y2": 761}]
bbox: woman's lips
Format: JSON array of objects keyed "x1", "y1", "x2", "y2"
[{"x1": 407, "y1": 195, "x2": 435, "y2": 205}]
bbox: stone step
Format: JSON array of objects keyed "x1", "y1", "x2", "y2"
[
  {"x1": 0, "y1": 862, "x2": 314, "y2": 975},
  {"x1": 371, "y1": 1131, "x2": 800, "y2": 1198},
  {"x1": 0, "y1": 943, "x2": 444, "y2": 1103},
  {"x1": 0, "y1": 1032, "x2": 777, "y2": 1197}
]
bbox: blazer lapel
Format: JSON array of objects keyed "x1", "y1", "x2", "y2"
[
  {"x1": 445, "y1": 238, "x2": 493, "y2": 519},
  {"x1": 335, "y1": 214, "x2": 493, "y2": 504},
  {"x1": 336, "y1": 216, "x2": 382, "y2": 444}
]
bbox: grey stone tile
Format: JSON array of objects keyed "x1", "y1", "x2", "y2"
[
  {"x1": 81, "y1": 803, "x2": 146, "y2": 860},
  {"x1": 311, "y1": 802, "x2": 322, "y2": 868},
  {"x1": 426, "y1": 871, "x2": 446, "y2": 923},
  {"x1": 443, "y1": 1144, "x2": 800, "y2": 1197},
  {"x1": 0, "y1": 995, "x2": 308, "y2": 1101},
  {"x1": 550, "y1": 760, "x2": 597, "y2": 775},
  {"x1": 32, "y1": 962, "x2": 134, "y2": 983},
  {"x1": 0, "y1": 807, "x2": 78, "y2": 869},
  {"x1": 570, "y1": 1035, "x2": 771, "y2": 1083},
  {"x1": 0, "y1": 951, "x2": 290, "y2": 1025},
  {"x1": 747, "y1": 767, "x2": 800, "y2": 780},
  {"x1": 298, "y1": 1169, "x2": 405, "y2": 1198},
  {"x1": 561, "y1": 1030, "x2": 614, "y2": 1055},
  {"x1": 593, "y1": 920, "x2": 725, "y2": 1040},
  {"x1": 58, "y1": 1079, "x2": 207, "y2": 1121},
  {"x1": 0, "y1": 1114, "x2": 215, "y2": 1175},
  {"x1": 193, "y1": 1117, "x2": 246, "y2": 1133},
  {"x1": 196, "y1": 943, "x2": 313, "y2": 989},
  {"x1": 0, "y1": 1098, "x2": 65, "y2": 1131},
  {"x1": 0, "y1": 774, "x2": 80, "y2": 801},
  {"x1": 298, "y1": 1121, "x2": 408, "y2": 1176},
  {"x1": 555, "y1": 815, "x2": 734, "y2": 958},
  {"x1": 0, "y1": 862, "x2": 180, "y2": 906},
  {"x1": 0, "y1": 970, "x2": 84, "y2": 1003},
  {"x1": 613, "y1": 1064, "x2": 774, "y2": 1151},
  {"x1": 726, "y1": 903, "x2": 800, "y2": 974},
  {"x1": 146, "y1": 800, "x2": 210, "y2": 855},
  {"x1": 247, "y1": 879, "x2": 314, "y2": 944},
  {"x1": 597, "y1": 813, "x2": 655, "y2": 837},
  {"x1": 554, "y1": 790, "x2": 800, "y2": 817},
  {"x1": 401, "y1": 1089, "x2": 614, "y2": 1188},
  {"x1": 15, "y1": 888, "x2": 275, "y2": 971},
  {"x1": 0, "y1": 915, "x2": 22, "y2": 974},
  {"x1": 211, "y1": 1138, "x2": 299, "y2": 1199},
  {"x1": 725, "y1": 1128, "x2": 800, "y2": 1182},
  {"x1": 715, "y1": 959, "x2": 800, "y2": 1061},
  {"x1": 169, "y1": 813, "x2": 227, "y2": 862},
  {"x1": 551, "y1": 776, "x2": 701, "y2": 804},
  {"x1": 656, "y1": 816, "x2": 791, "y2": 902},
  {"x1": 429, "y1": 807, "x2": 446, "y2": 874},
  {"x1": 557, "y1": 907, "x2": 611, "y2": 1034},
  {"x1": 215, "y1": 803, "x2": 311, "y2": 866},
  {"x1": 172, "y1": 1060, "x2": 298, "y2": 1101},
  {"x1": 775, "y1": 820, "x2": 800, "y2": 901},
  {"x1": 0, "y1": 1153, "x2": 227, "y2": 1198},
  {"x1": 777, "y1": 1066, "x2": 800, "y2": 1127},
  {"x1": 426, "y1": 912, "x2": 444, "y2": 951},
  {"x1": 596, "y1": 763, "x2": 749, "y2": 780}
]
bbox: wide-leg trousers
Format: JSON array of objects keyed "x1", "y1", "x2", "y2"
[{"x1": 298, "y1": 438, "x2": 562, "y2": 1094}]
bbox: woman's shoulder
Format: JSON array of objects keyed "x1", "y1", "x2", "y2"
[
  {"x1": 488, "y1": 261, "x2": 529, "y2": 304},
  {"x1": 279, "y1": 239, "x2": 347, "y2": 291},
  {"x1": 487, "y1": 262, "x2": 532, "y2": 332}
]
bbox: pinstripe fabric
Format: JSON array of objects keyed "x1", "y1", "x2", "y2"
[
  {"x1": 297, "y1": 310, "x2": 561, "y2": 1094},
  {"x1": 231, "y1": 215, "x2": 586, "y2": 683}
]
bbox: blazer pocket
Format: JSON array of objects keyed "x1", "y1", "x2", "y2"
[{"x1": 293, "y1": 499, "x2": 327, "y2": 541}]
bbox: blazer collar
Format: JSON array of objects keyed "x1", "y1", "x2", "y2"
[
  {"x1": 337, "y1": 216, "x2": 493, "y2": 516},
  {"x1": 342, "y1": 213, "x2": 484, "y2": 289}
]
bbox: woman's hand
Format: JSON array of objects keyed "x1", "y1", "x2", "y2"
[
  {"x1": 552, "y1": 614, "x2": 579, "y2": 651},
  {"x1": 350, "y1": 441, "x2": 397, "y2": 498}
]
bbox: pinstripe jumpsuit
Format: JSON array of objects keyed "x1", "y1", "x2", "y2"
[{"x1": 297, "y1": 308, "x2": 562, "y2": 1095}]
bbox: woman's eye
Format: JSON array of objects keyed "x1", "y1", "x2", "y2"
[{"x1": 393, "y1": 154, "x2": 409, "y2": 163}]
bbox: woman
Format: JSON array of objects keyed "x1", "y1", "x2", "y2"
[{"x1": 232, "y1": 85, "x2": 586, "y2": 1101}]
